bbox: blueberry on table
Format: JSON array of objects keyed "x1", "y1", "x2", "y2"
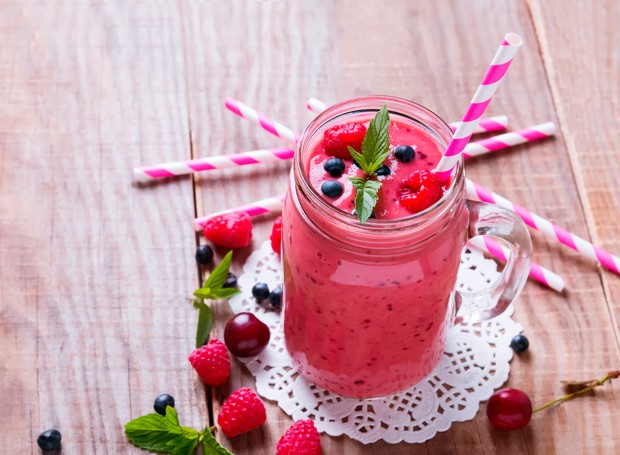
[
  {"x1": 510, "y1": 334, "x2": 529, "y2": 353},
  {"x1": 153, "y1": 393, "x2": 175, "y2": 416},
  {"x1": 37, "y1": 429, "x2": 61, "y2": 452},
  {"x1": 252, "y1": 282, "x2": 270, "y2": 301},
  {"x1": 223, "y1": 272, "x2": 237, "y2": 288},
  {"x1": 321, "y1": 181, "x2": 344, "y2": 198},
  {"x1": 394, "y1": 145, "x2": 416, "y2": 162},
  {"x1": 323, "y1": 158, "x2": 345, "y2": 177},
  {"x1": 374, "y1": 164, "x2": 391, "y2": 176},
  {"x1": 195, "y1": 244, "x2": 214, "y2": 265},
  {"x1": 268, "y1": 286, "x2": 283, "y2": 310}
]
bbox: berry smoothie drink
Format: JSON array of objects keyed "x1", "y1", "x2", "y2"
[{"x1": 282, "y1": 97, "x2": 532, "y2": 399}]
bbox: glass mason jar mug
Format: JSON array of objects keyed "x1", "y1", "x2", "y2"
[{"x1": 281, "y1": 96, "x2": 532, "y2": 399}]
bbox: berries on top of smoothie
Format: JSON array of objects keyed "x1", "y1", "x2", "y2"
[
  {"x1": 394, "y1": 144, "x2": 416, "y2": 162},
  {"x1": 323, "y1": 157, "x2": 345, "y2": 177},
  {"x1": 321, "y1": 180, "x2": 344, "y2": 198},
  {"x1": 322, "y1": 122, "x2": 367, "y2": 159},
  {"x1": 399, "y1": 170, "x2": 443, "y2": 213},
  {"x1": 374, "y1": 164, "x2": 391, "y2": 176}
]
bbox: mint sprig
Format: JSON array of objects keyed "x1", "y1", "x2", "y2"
[
  {"x1": 193, "y1": 251, "x2": 240, "y2": 348},
  {"x1": 348, "y1": 105, "x2": 390, "y2": 223},
  {"x1": 125, "y1": 406, "x2": 233, "y2": 455}
]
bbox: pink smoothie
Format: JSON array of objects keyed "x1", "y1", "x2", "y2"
[{"x1": 282, "y1": 115, "x2": 469, "y2": 398}]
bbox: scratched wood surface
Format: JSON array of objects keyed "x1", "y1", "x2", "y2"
[{"x1": 1, "y1": 0, "x2": 619, "y2": 454}]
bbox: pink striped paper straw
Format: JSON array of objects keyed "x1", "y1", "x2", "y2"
[
  {"x1": 194, "y1": 195, "x2": 285, "y2": 231},
  {"x1": 466, "y1": 179, "x2": 620, "y2": 276},
  {"x1": 435, "y1": 33, "x2": 523, "y2": 182},
  {"x1": 306, "y1": 98, "x2": 508, "y2": 135},
  {"x1": 225, "y1": 98, "x2": 299, "y2": 144},
  {"x1": 133, "y1": 147, "x2": 294, "y2": 182},
  {"x1": 467, "y1": 236, "x2": 565, "y2": 292},
  {"x1": 463, "y1": 122, "x2": 555, "y2": 158}
]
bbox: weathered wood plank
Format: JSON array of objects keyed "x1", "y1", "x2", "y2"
[{"x1": 0, "y1": 1, "x2": 204, "y2": 453}]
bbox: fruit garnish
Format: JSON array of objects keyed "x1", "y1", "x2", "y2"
[
  {"x1": 252, "y1": 282, "x2": 270, "y2": 301},
  {"x1": 277, "y1": 419, "x2": 322, "y2": 455},
  {"x1": 125, "y1": 406, "x2": 233, "y2": 454},
  {"x1": 224, "y1": 312, "x2": 271, "y2": 357},
  {"x1": 188, "y1": 339, "x2": 231, "y2": 386},
  {"x1": 153, "y1": 394, "x2": 175, "y2": 416},
  {"x1": 347, "y1": 105, "x2": 391, "y2": 223},
  {"x1": 217, "y1": 387, "x2": 267, "y2": 438},
  {"x1": 223, "y1": 272, "x2": 237, "y2": 288},
  {"x1": 203, "y1": 212, "x2": 253, "y2": 249},
  {"x1": 320, "y1": 180, "x2": 344, "y2": 198},
  {"x1": 268, "y1": 286, "x2": 283, "y2": 310},
  {"x1": 270, "y1": 216, "x2": 283, "y2": 255},
  {"x1": 195, "y1": 244, "x2": 214, "y2": 265},
  {"x1": 394, "y1": 144, "x2": 416, "y2": 162},
  {"x1": 399, "y1": 169, "x2": 443, "y2": 213},
  {"x1": 322, "y1": 122, "x2": 367, "y2": 159},
  {"x1": 486, "y1": 388, "x2": 532, "y2": 431},
  {"x1": 509, "y1": 334, "x2": 529, "y2": 353},
  {"x1": 37, "y1": 429, "x2": 62, "y2": 452},
  {"x1": 323, "y1": 157, "x2": 345, "y2": 177}
]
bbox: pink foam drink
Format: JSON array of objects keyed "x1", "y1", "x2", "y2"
[{"x1": 281, "y1": 97, "x2": 533, "y2": 398}]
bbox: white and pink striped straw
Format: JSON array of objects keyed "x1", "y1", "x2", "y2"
[
  {"x1": 466, "y1": 179, "x2": 620, "y2": 276},
  {"x1": 306, "y1": 98, "x2": 509, "y2": 135},
  {"x1": 133, "y1": 147, "x2": 294, "y2": 182},
  {"x1": 194, "y1": 195, "x2": 284, "y2": 231},
  {"x1": 225, "y1": 98, "x2": 299, "y2": 144},
  {"x1": 467, "y1": 236, "x2": 565, "y2": 292},
  {"x1": 435, "y1": 33, "x2": 523, "y2": 182},
  {"x1": 463, "y1": 122, "x2": 555, "y2": 158}
]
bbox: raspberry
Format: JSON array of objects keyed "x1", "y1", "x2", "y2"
[
  {"x1": 322, "y1": 122, "x2": 367, "y2": 159},
  {"x1": 270, "y1": 216, "x2": 283, "y2": 255},
  {"x1": 188, "y1": 339, "x2": 230, "y2": 386},
  {"x1": 277, "y1": 419, "x2": 322, "y2": 455},
  {"x1": 217, "y1": 387, "x2": 266, "y2": 438},
  {"x1": 399, "y1": 170, "x2": 443, "y2": 213},
  {"x1": 203, "y1": 212, "x2": 252, "y2": 249}
]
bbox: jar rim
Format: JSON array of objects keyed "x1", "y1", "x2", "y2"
[{"x1": 294, "y1": 95, "x2": 464, "y2": 235}]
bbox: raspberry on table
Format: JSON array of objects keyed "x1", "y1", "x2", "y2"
[
  {"x1": 277, "y1": 419, "x2": 322, "y2": 455},
  {"x1": 217, "y1": 387, "x2": 266, "y2": 438},
  {"x1": 270, "y1": 216, "x2": 283, "y2": 255},
  {"x1": 188, "y1": 338, "x2": 231, "y2": 386},
  {"x1": 202, "y1": 212, "x2": 252, "y2": 249},
  {"x1": 322, "y1": 122, "x2": 367, "y2": 159},
  {"x1": 399, "y1": 170, "x2": 443, "y2": 213}
]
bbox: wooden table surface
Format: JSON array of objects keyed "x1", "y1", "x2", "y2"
[{"x1": 2, "y1": 1, "x2": 620, "y2": 453}]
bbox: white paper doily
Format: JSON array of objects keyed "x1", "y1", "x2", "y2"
[{"x1": 229, "y1": 241, "x2": 522, "y2": 444}]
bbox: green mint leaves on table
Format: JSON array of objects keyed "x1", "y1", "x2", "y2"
[
  {"x1": 348, "y1": 105, "x2": 390, "y2": 223},
  {"x1": 125, "y1": 406, "x2": 233, "y2": 455},
  {"x1": 193, "y1": 250, "x2": 240, "y2": 348}
]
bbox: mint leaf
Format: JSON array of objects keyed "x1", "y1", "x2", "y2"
[
  {"x1": 194, "y1": 251, "x2": 235, "y2": 300},
  {"x1": 361, "y1": 105, "x2": 390, "y2": 174},
  {"x1": 350, "y1": 177, "x2": 382, "y2": 224},
  {"x1": 202, "y1": 427, "x2": 235, "y2": 455},
  {"x1": 347, "y1": 146, "x2": 368, "y2": 173},
  {"x1": 125, "y1": 407, "x2": 200, "y2": 453},
  {"x1": 195, "y1": 299, "x2": 213, "y2": 348},
  {"x1": 208, "y1": 287, "x2": 241, "y2": 299}
]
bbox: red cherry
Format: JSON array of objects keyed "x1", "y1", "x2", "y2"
[
  {"x1": 224, "y1": 312, "x2": 271, "y2": 357},
  {"x1": 486, "y1": 388, "x2": 533, "y2": 431}
]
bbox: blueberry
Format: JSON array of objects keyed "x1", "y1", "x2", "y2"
[
  {"x1": 268, "y1": 286, "x2": 283, "y2": 310},
  {"x1": 374, "y1": 164, "x2": 391, "y2": 176},
  {"x1": 195, "y1": 245, "x2": 214, "y2": 265},
  {"x1": 321, "y1": 181, "x2": 343, "y2": 198},
  {"x1": 153, "y1": 394, "x2": 175, "y2": 416},
  {"x1": 252, "y1": 282, "x2": 270, "y2": 301},
  {"x1": 510, "y1": 334, "x2": 529, "y2": 353},
  {"x1": 323, "y1": 158, "x2": 345, "y2": 177},
  {"x1": 223, "y1": 272, "x2": 237, "y2": 288},
  {"x1": 394, "y1": 145, "x2": 416, "y2": 162},
  {"x1": 37, "y1": 429, "x2": 61, "y2": 452}
]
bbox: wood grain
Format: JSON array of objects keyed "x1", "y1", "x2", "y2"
[
  {"x1": 0, "y1": 1, "x2": 206, "y2": 453},
  {"x1": 1, "y1": 0, "x2": 619, "y2": 453}
]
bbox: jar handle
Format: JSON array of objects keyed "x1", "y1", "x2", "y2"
[{"x1": 455, "y1": 200, "x2": 532, "y2": 323}]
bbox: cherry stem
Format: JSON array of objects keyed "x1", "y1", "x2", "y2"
[{"x1": 533, "y1": 371, "x2": 618, "y2": 413}]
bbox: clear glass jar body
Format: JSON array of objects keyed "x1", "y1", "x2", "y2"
[{"x1": 281, "y1": 96, "x2": 531, "y2": 398}]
